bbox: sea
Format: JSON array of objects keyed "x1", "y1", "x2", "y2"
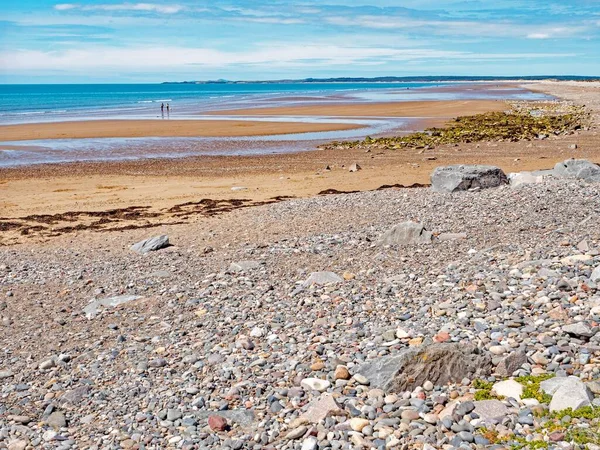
[{"x1": 0, "y1": 82, "x2": 551, "y2": 167}]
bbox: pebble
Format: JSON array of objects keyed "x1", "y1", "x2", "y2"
[{"x1": 1, "y1": 173, "x2": 600, "y2": 449}]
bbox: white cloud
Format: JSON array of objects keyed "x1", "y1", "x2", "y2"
[
  {"x1": 240, "y1": 18, "x2": 305, "y2": 25},
  {"x1": 326, "y1": 15, "x2": 590, "y2": 39},
  {"x1": 54, "y1": 3, "x2": 186, "y2": 14},
  {"x1": 54, "y1": 4, "x2": 77, "y2": 11},
  {"x1": 0, "y1": 44, "x2": 576, "y2": 75},
  {"x1": 527, "y1": 33, "x2": 550, "y2": 39}
]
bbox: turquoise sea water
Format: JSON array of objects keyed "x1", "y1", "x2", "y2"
[
  {"x1": 0, "y1": 82, "x2": 552, "y2": 125},
  {"x1": 0, "y1": 82, "x2": 446, "y2": 124}
]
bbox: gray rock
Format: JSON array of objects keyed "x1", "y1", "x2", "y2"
[
  {"x1": 548, "y1": 377, "x2": 594, "y2": 412},
  {"x1": 229, "y1": 260, "x2": 261, "y2": 273},
  {"x1": 83, "y1": 295, "x2": 143, "y2": 319},
  {"x1": 285, "y1": 426, "x2": 308, "y2": 440},
  {"x1": 39, "y1": 359, "x2": 56, "y2": 370},
  {"x1": 553, "y1": 159, "x2": 600, "y2": 181},
  {"x1": 540, "y1": 377, "x2": 571, "y2": 396},
  {"x1": 473, "y1": 400, "x2": 509, "y2": 423},
  {"x1": 302, "y1": 271, "x2": 343, "y2": 287},
  {"x1": 130, "y1": 235, "x2": 169, "y2": 254},
  {"x1": 562, "y1": 322, "x2": 595, "y2": 338},
  {"x1": 46, "y1": 411, "x2": 67, "y2": 429},
  {"x1": 379, "y1": 222, "x2": 433, "y2": 246},
  {"x1": 431, "y1": 165, "x2": 508, "y2": 193},
  {"x1": 0, "y1": 369, "x2": 13, "y2": 379},
  {"x1": 60, "y1": 386, "x2": 91, "y2": 405},
  {"x1": 586, "y1": 380, "x2": 600, "y2": 395},
  {"x1": 167, "y1": 409, "x2": 183, "y2": 421},
  {"x1": 495, "y1": 350, "x2": 527, "y2": 377},
  {"x1": 148, "y1": 358, "x2": 167, "y2": 368},
  {"x1": 357, "y1": 343, "x2": 492, "y2": 392},
  {"x1": 591, "y1": 266, "x2": 600, "y2": 283}
]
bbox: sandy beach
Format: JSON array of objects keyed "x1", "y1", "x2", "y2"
[
  {"x1": 204, "y1": 99, "x2": 506, "y2": 118},
  {"x1": 1, "y1": 82, "x2": 599, "y2": 245},
  {"x1": 0, "y1": 119, "x2": 361, "y2": 141},
  {"x1": 0, "y1": 99, "x2": 505, "y2": 141}
]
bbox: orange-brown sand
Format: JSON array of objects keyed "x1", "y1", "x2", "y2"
[
  {"x1": 205, "y1": 100, "x2": 507, "y2": 117},
  {"x1": 0, "y1": 119, "x2": 361, "y2": 141}
]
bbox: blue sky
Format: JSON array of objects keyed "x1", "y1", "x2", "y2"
[{"x1": 0, "y1": 0, "x2": 599, "y2": 83}]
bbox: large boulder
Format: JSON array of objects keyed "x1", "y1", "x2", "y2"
[
  {"x1": 431, "y1": 165, "x2": 508, "y2": 193},
  {"x1": 379, "y1": 221, "x2": 432, "y2": 246},
  {"x1": 357, "y1": 343, "x2": 492, "y2": 392},
  {"x1": 553, "y1": 159, "x2": 600, "y2": 181},
  {"x1": 542, "y1": 376, "x2": 594, "y2": 412}
]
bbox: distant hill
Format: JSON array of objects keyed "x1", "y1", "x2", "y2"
[{"x1": 163, "y1": 75, "x2": 599, "y2": 85}]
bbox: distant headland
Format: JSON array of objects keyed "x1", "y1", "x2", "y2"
[{"x1": 162, "y1": 75, "x2": 599, "y2": 85}]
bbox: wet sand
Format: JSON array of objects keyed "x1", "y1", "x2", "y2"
[
  {"x1": 0, "y1": 100, "x2": 505, "y2": 141},
  {"x1": 0, "y1": 119, "x2": 361, "y2": 142},
  {"x1": 204, "y1": 100, "x2": 506, "y2": 118}
]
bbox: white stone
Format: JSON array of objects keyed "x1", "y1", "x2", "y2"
[
  {"x1": 491, "y1": 380, "x2": 523, "y2": 401},
  {"x1": 508, "y1": 171, "x2": 544, "y2": 188},
  {"x1": 396, "y1": 328, "x2": 410, "y2": 339},
  {"x1": 302, "y1": 272, "x2": 343, "y2": 287},
  {"x1": 301, "y1": 378, "x2": 331, "y2": 393},
  {"x1": 301, "y1": 437, "x2": 318, "y2": 450},
  {"x1": 489, "y1": 345, "x2": 507, "y2": 355},
  {"x1": 229, "y1": 260, "x2": 261, "y2": 273},
  {"x1": 249, "y1": 326, "x2": 265, "y2": 338},
  {"x1": 560, "y1": 254, "x2": 592, "y2": 265},
  {"x1": 349, "y1": 418, "x2": 370, "y2": 432}
]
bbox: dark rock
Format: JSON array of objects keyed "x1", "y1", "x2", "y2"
[
  {"x1": 60, "y1": 386, "x2": 91, "y2": 405},
  {"x1": 357, "y1": 343, "x2": 492, "y2": 392},
  {"x1": 495, "y1": 350, "x2": 527, "y2": 377},
  {"x1": 431, "y1": 165, "x2": 508, "y2": 193},
  {"x1": 130, "y1": 235, "x2": 169, "y2": 254}
]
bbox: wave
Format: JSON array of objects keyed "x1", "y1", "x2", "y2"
[{"x1": 137, "y1": 99, "x2": 173, "y2": 103}]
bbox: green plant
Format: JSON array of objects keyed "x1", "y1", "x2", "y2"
[
  {"x1": 323, "y1": 105, "x2": 589, "y2": 152},
  {"x1": 473, "y1": 378, "x2": 501, "y2": 400},
  {"x1": 515, "y1": 374, "x2": 555, "y2": 404}
]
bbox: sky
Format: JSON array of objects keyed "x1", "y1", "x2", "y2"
[{"x1": 0, "y1": 0, "x2": 599, "y2": 83}]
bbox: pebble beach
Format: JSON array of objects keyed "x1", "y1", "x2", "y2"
[{"x1": 1, "y1": 81, "x2": 600, "y2": 450}]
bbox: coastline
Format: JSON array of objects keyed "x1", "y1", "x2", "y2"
[
  {"x1": 0, "y1": 99, "x2": 504, "y2": 141},
  {"x1": 0, "y1": 119, "x2": 362, "y2": 141},
  {"x1": 1, "y1": 81, "x2": 599, "y2": 245}
]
